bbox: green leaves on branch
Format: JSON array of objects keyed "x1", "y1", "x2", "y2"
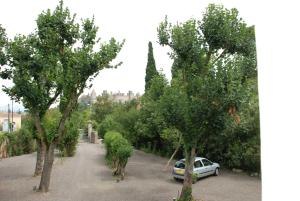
[
  {"x1": 104, "y1": 131, "x2": 133, "y2": 179},
  {"x1": 157, "y1": 7, "x2": 258, "y2": 200},
  {"x1": 3, "y1": 0, "x2": 124, "y2": 145},
  {"x1": 201, "y1": 4, "x2": 255, "y2": 56},
  {"x1": 0, "y1": 25, "x2": 7, "y2": 67}
]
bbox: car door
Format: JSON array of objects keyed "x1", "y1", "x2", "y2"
[
  {"x1": 194, "y1": 160, "x2": 205, "y2": 178},
  {"x1": 201, "y1": 159, "x2": 214, "y2": 176}
]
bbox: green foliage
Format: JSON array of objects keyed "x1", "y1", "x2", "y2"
[
  {"x1": 89, "y1": 95, "x2": 139, "y2": 147},
  {"x1": 1, "y1": 0, "x2": 124, "y2": 191},
  {"x1": 112, "y1": 107, "x2": 140, "y2": 144},
  {"x1": 156, "y1": 4, "x2": 259, "y2": 199},
  {"x1": 134, "y1": 74, "x2": 168, "y2": 151},
  {"x1": 5, "y1": 133, "x2": 23, "y2": 156},
  {"x1": 58, "y1": 110, "x2": 82, "y2": 157},
  {"x1": 17, "y1": 127, "x2": 36, "y2": 154},
  {"x1": 146, "y1": 73, "x2": 168, "y2": 101},
  {"x1": 0, "y1": 128, "x2": 36, "y2": 157},
  {"x1": 200, "y1": 4, "x2": 255, "y2": 56},
  {"x1": 3, "y1": 0, "x2": 124, "y2": 147},
  {"x1": 160, "y1": 127, "x2": 182, "y2": 150},
  {"x1": 104, "y1": 131, "x2": 133, "y2": 178},
  {"x1": 92, "y1": 95, "x2": 114, "y2": 124},
  {"x1": 0, "y1": 132, "x2": 7, "y2": 144},
  {"x1": 145, "y1": 41, "x2": 158, "y2": 91},
  {"x1": 0, "y1": 24, "x2": 7, "y2": 69},
  {"x1": 98, "y1": 115, "x2": 123, "y2": 138},
  {"x1": 58, "y1": 124, "x2": 78, "y2": 157},
  {"x1": 42, "y1": 109, "x2": 61, "y2": 143},
  {"x1": 0, "y1": 115, "x2": 36, "y2": 157}
]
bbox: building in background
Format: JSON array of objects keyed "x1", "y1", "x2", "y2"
[
  {"x1": 78, "y1": 89, "x2": 97, "y2": 105},
  {"x1": 0, "y1": 112, "x2": 22, "y2": 132},
  {"x1": 78, "y1": 89, "x2": 141, "y2": 105},
  {"x1": 110, "y1": 90, "x2": 140, "y2": 103}
]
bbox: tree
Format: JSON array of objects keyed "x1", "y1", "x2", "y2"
[
  {"x1": 160, "y1": 127, "x2": 182, "y2": 170},
  {"x1": 135, "y1": 73, "x2": 168, "y2": 151},
  {"x1": 0, "y1": 24, "x2": 9, "y2": 78},
  {"x1": 91, "y1": 94, "x2": 114, "y2": 124},
  {"x1": 0, "y1": 25, "x2": 6, "y2": 64},
  {"x1": 3, "y1": 0, "x2": 123, "y2": 192},
  {"x1": 58, "y1": 108, "x2": 85, "y2": 157},
  {"x1": 158, "y1": 4, "x2": 255, "y2": 200},
  {"x1": 144, "y1": 41, "x2": 158, "y2": 91}
]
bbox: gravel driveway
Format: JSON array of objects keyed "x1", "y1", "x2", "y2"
[{"x1": 0, "y1": 142, "x2": 261, "y2": 201}]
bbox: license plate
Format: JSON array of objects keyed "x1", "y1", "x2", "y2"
[{"x1": 175, "y1": 169, "x2": 185, "y2": 175}]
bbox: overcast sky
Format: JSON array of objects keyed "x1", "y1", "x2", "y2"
[{"x1": 0, "y1": 0, "x2": 257, "y2": 109}]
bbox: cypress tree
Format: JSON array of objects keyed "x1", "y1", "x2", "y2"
[{"x1": 145, "y1": 41, "x2": 158, "y2": 91}]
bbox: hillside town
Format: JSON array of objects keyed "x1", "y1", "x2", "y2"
[{"x1": 78, "y1": 89, "x2": 141, "y2": 105}]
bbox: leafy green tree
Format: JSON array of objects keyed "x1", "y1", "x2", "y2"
[
  {"x1": 58, "y1": 108, "x2": 86, "y2": 157},
  {"x1": 91, "y1": 94, "x2": 114, "y2": 124},
  {"x1": 97, "y1": 100, "x2": 139, "y2": 143},
  {"x1": 112, "y1": 107, "x2": 140, "y2": 144},
  {"x1": 3, "y1": 1, "x2": 123, "y2": 192},
  {"x1": 160, "y1": 127, "x2": 182, "y2": 170},
  {"x1": 98, "y1": 114, "x2": 123, "y2": 138},
  {"x1": 158, "y1": 4, "x2": 255, "y2": 200},
  {"x1": 0, "y1": 25, "x2": 6, "y2": 66},
  {"x1": 135, "y1": 73, "x2": 168, "y2": 151},
  {"x1": 144, "y1": 41, "x2": 158, "y2": 91}
]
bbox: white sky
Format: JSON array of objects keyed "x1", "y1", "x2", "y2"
[
  {"x1": 0, "y1": 0, "x2": 257, "y2": 109},
  {"x1": 1, "y1": 1, "x2": 300, "y2": 200}
]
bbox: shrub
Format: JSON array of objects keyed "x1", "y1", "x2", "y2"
[
  {"x1": 0, "y1": 132, "x2": 9, "y2": 158},
  {"x1": 17, "y1": 128, "x2": 36, "y2": 154},
  {"x1": 104, "y1": 131, "x2": 133, "y2": 180},
  {"x1": 6, "y1": 132, "x2": 23, "y2": 156},
  {"x1": 98, "y1": 115, "x2": 122, "y2": 138},
  {"x1": 58, "y1": 118, "x2": 80, "y2": 157}
]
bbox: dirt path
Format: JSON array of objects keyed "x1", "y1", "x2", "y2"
[{"x1": 0, "y1": 142, "x2": 261, "y2": 201}]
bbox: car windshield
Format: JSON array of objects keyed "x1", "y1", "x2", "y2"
[{"x1": 175, "y1": 161, "x2": 185, "y2": 169}]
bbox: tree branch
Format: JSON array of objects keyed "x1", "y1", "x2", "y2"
[
  {"x1": 33, "y1": 111, "x2": 49, "y2": 147},
  {"x1": 46, "y1": 88, "x2": 62, "y2": 109},
  {"x1": 205, "y1": 49, "x2": 212, "y2": 67},
  {"x1": 55, "y1": 87, "x2": 84, "y2": 144},
  {"x1": 211, "y1": 49, "x2": 227, "y2": 65}
]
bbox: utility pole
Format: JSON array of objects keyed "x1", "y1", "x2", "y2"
[
  {"x1": 8, "y1": 104, "x2": 10, "y2": 133},
  {"x1": 12, "y1": 100, "x2": 14, "y2": 132}
]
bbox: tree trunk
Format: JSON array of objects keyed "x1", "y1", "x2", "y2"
[
  {"x1": 164, "y1": 143, "x2": 181, "y2": 171},
  {"x1": 38, "y1": 143, "x2": 55, "y2": 192},
  {"x1": 179, "y1": 147, "x2": 196, "y2": 201},
  {"x1": 34, "y1": 139, "x2": 45, "y2": 176}
]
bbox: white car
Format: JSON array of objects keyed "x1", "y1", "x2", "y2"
[{"x1": 172, "y1": 157, "x2": 220, "y2": 180}]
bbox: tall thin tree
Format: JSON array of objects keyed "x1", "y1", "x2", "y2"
[{"x1": 144, "y1": 41, "x2": 158, "y2": 91}]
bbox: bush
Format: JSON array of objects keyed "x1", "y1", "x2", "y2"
[
  {"x1": 98, "y1": 115, "x2": 122, "y2": 138},
  {"x1": 0, "y1": 128, "x2": 36, "y2": 157},
  {"x1": 0, "y1": 132, "x2": 9, "y2": 158},
  {"x1": 0, "y1": 114, "x2": 36, "y2": 158},
  {"x1": 58, "y1": 117, "x2": 80, "y2": 157},
  {"x1": 104, "y1": 131, "x2": 133, "y2": 180}
]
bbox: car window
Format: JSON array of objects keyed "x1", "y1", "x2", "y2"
[
  {"x1": 175, "y1": 161, "x2": 185, "y2": 169},
  {"x1": 202, "y1": 159, "x2": 213, "y2": 166},
  {"x1": 194, "y1": 160, "x2": 203, "y2": 168}
]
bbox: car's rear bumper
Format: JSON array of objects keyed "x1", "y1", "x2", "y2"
[{"x1": 173, "y1": 173, "x2": 185, "y2": 180}]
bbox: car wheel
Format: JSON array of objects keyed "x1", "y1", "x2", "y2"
[
  {"x1": 173, "y1": 177, "x2": 180, "y2": 182},
  {"x1": 214, "y1": 168, "x2": 219, "y2": 176}
]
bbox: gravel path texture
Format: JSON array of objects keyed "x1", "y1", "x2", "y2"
[{"x1": 0, "y1": 142, "x2": 261, "y2": 201}]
